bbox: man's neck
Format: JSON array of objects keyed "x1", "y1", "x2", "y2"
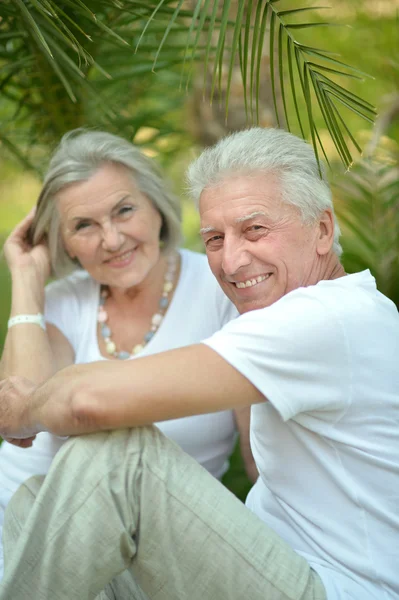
[{"x1": 320, "y1": 253, "x2": 346, "y2": 282}]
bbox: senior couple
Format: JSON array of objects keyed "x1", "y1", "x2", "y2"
[{"x1": 0, "y1": 127, "x2": 398, "y2": 600}]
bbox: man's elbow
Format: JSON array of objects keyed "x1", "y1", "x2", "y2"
[{"x1": 69, "y1": 389, "x2": 108, "y2": 435}]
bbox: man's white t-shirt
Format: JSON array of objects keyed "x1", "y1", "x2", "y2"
[
  {"x1": 0, "y1": 249, "x2": 238, "y2": 580},
  {"x1": 204, "y1": 271, "x2": 399, "y2": 600}
]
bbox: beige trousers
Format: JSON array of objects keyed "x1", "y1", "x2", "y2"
[{"x1": 1, "y1": 427, "x2": 326, "y2": 600}]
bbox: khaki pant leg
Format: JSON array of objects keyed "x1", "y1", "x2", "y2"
[{"x1": 1, "y1": 427, "x2": 326, "y2": 600}]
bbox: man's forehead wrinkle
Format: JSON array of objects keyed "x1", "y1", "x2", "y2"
[{"x1": 199, "y1": 173, "x2": 284, "y2": 230}]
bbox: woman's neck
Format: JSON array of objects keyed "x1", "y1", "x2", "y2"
[{"x1": 106, "y1": 253, "x2": 179, "y2": 313}]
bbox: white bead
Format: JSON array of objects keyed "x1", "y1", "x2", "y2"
[
  {"x1": 151, "y1": 313, "x2": 163, "y2": 326},
  {"x1": 106, "y1": 341, "x2": 116, "y2": 354},
  {"x1": 132, "y1": 344, "x2": 144, "y2": 355},
  {"x1": 163, "y1": 282, "x2": 173, "y2": 293},
  {"x1": 98, "y1": 310, "x2": 108, "y2": 323}
]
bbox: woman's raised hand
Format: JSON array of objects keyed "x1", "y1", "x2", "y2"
[{"x1": 3, "y1": 207, "x2": 51, "y2": 284}]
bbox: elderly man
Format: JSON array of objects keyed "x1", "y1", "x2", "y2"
[{"x1": 0, "y1": 128, "x2": 398, "y2": 600}]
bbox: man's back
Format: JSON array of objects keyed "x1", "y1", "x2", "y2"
[{"x1": 205, "y1": 270, "x2": 399, "y2": 599}]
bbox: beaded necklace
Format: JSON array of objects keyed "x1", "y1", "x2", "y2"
[{"x1": 98, "y1": 254, "x2": 178, "y2": 359}]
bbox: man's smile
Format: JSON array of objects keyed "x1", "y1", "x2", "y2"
[{"x1": 233, "y1": 274, "x2": 271, "y2": 289}]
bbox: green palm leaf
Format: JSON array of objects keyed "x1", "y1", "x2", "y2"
[
  {"x1": 134, "y1": 0, "x2": 375, "y2": 169},
  {"x1": 0, "y1": 0, "x2": 193, "y2": 169},
  {"x1": 0, "y1": 0, "x2": 376, "y2": 172},
  {"x1": 334, "y1": 160, "x2": 399, "y2": 307}
]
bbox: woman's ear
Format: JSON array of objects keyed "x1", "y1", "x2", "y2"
[
  {"x1": 316, "y1": 209, "x2": 335, "y2": 256},
  {"x1": 60, "y1": 226, "x2": 75, "y2": 259},
  {"x1": 63, "y1": 239, "x2": 76, "y2": 260},
  {"x1": 63, "y1": 241, "x2": 74, "y2": 259}
]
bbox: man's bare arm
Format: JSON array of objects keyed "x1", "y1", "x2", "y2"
[{"x1": 0, "y1": 344, "x2": 265, "y2": 440}]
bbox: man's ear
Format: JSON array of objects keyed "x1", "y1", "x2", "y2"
[{"x1": 316, "y1": 209, "x2": 335, "y2": 256}]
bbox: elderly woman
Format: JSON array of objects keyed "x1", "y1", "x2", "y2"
[{"x1": 0, "y1": 130, "x2": 256, "y2": 580}]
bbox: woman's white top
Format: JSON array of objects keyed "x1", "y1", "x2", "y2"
[{"x1": 0, "y1": 249, "x2": 238, "y2": 579}]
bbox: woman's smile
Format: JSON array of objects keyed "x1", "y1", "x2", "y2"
[
  {"x1": 104, "y1": 248, "x2": 136, "y2": 268},
  {"x1": 58, "y1": 162, "x2": 163, "y2": 290}
]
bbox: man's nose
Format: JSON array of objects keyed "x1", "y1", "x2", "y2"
[
  {"x1": 221, "y1": 237, "x2": 251, "y2": 276},
  {"x1": 101, "y1": 222, "x2": 123, "y2": 251}
]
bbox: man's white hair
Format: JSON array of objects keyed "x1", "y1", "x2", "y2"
[{"x1": 187, "y1": 127, "x2": 342, "y2": 256}]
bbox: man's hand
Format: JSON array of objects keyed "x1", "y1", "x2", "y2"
[
  {"x1": 0, "y1": 363, "x2": 113, "y2": 440},
  {"x1": 0, "y1": 376, "x2": 40, "y2": 441}
]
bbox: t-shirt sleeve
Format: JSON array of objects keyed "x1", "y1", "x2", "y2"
[
  {"x1": 44, "y1": 274, "x2": 82, "y2": 352},
  {"x1": 202, "y1": 288, "x2": 351, "y2": 422}
]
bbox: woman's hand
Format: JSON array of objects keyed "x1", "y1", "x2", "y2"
[
  {"x1": 3, "y1": 207, "x2": 51, "y2": 285},
  {"x1": 0, "y1": 373, "x2": 73, "y2": 441},
  {"x1": 0, "y1": 376, "x2": 40, "y2": 441}
]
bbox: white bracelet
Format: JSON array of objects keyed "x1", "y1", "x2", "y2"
[{"x1": 8, "y1": 313, "x2": 46, "y2": 331}]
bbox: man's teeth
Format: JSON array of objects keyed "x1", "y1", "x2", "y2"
[{"x1": 235, "y1": 274, "x2": 269, "y2": 289}]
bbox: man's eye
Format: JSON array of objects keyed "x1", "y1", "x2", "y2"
[
  {"x1": 246, "y1": 225, "x2": 268, "y2": 237},
  {"x1": 205, "y1": 235, "x2": 223, "y2": 246}
]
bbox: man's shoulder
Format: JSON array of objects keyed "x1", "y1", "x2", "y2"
[
  {"x1": 272, "y1": 270, "x2": 385, "y2": 316},
  {"x1": 232, "y1": 271, "x2": 399, "y2": 352},
  {"x1": 303, "y1": 271, "x2": 397, "y2": 322},
  {"x1": 224, "y1": 270, "x2": 392, "y2": 336}
]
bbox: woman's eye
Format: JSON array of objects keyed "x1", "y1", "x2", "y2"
[
  {"x1": 118, "y1": 205, "x2": 134, "y2": 216},
  {"x1": 75, "y1": 221, "x2": 91, "y2": 231}
]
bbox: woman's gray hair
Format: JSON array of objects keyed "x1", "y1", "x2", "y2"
[
  {"x1": 187, "y1": 127, "x2": 342, "y2": 256},
  {"x1": 31, "y1": 129, "x2": 182, "y2": 277}
]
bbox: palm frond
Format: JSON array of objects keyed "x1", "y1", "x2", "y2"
[
  {"x1": 134, "y1": 0, "x2": 375, "y2": 169},
  {"x1": 334, "y1": 159, "x2": 399, "y2": 306},
  {"x1": 0, "y1": 0, "x2": 193, "y2": 170},
  {"x1": 0, "y1": 0, "x2": 376, "y2": 172}
]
